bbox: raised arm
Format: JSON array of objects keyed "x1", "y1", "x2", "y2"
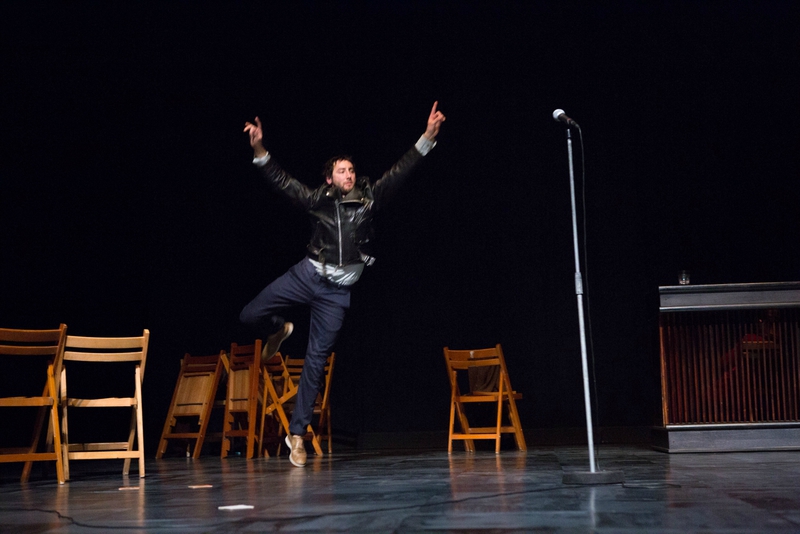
[
  {"x1": 244, "y1": 116, "x2": 268, "y2": 158},
  {"x1": 244, "y1": 116, "x2": 315, "y2": 209},
  {"x1": 423, "y1": 101, "x2": 446, "y2": 141},
  {"x1": 372, "y1": 102, "x2": 446, "y2": 204}
]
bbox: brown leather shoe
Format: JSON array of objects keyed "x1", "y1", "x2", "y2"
[
  {"x1": 262, "y1": 322, "x2": 293, "y2": 362},
  {"x1": 285, "y1": 434, "x2": 307, "y2": 467}
]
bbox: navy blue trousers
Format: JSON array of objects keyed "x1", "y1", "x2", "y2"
[{"x1": 240, "y1": 258, "x2": 350, "y2": 436}]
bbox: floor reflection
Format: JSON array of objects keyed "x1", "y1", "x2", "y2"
[{"x1": 3, "y1": 446, "x2": 800, "y2": 532}]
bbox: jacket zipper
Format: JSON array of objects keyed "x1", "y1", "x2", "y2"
[{"x1": 335, "y1": 200, "x2": 343, "y2": 266}]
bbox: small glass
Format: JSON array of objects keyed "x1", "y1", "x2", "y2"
[{"x1": 679, "y1": 270, "x2": 690, "y2": 285}]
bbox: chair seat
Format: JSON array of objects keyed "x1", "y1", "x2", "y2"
[
  {"x1": 0, "y1": 450, "x2": 60, "y2": 462},
  {"x1": 460, "y1": 391, "x2": 522, "y2": 401},
  {"x1": 0, "y1": 397, "x2": 57, "y2": 406}
]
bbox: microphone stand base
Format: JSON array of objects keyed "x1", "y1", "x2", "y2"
[{"x1": 562, "y1": 470, "x2": 625, "y2": 485}]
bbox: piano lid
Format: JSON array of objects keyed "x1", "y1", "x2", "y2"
[{"x1": 659, "y1": 281, "x2": 800, "y2": 311}]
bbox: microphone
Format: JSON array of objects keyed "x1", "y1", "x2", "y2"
[{"x1": 552, "y1": 109, "x2": 578, "y2": 127}]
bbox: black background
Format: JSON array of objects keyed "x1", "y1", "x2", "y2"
[{"x1": 2, "y1": 1, "x2": 798, "y2": 450}]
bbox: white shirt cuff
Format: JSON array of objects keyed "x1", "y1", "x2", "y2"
[
  {"x1": 415, "y1": 135, "x2": 436, "y2": 156},
  {"x1": 252, "y1": 153, "x2": 271, "y2": 167}
]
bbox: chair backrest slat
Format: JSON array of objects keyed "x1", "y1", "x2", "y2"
[
  {"x1": 0, "y1": 345, "x2": 61, "y2": 356},
  {"x1": 0, "y1": 327, "x2": 66, "y2": 343},
  {"x1": 64, "y1": 351, "x2": 145, "y2": 362},
  {"x1": 64, "y1": 335, "x2": 147, "y2": 349}
]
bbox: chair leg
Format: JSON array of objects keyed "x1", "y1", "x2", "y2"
[
  {"x1": 454, "y1": 401, "x2": 475, "y2": 452},
  {"x1": 258, "y1": 377, "x2": 268, "y2": 458},
  {"x1": 192, "y1": 434, "x2": 205, "y2": 459},
  {"x1": 450, "y1": 373, "x2": 476, "y2": 453},
  {"x1": 245, "y1": 394, "x2": 257, "y2": 459},
  {"x1": 325, "y1": 408, "x2": 333, "y2": 454},
  {"x1": 60, "y1": 370, "x2": 71, "y2": 481},
  {"x1": 266, "y1": 394, "x2": 293, "y2": 441},
  {"x1": 135, "y1": 370, "x2": 146, "y2": 477},
  {"x1": 506, "y1": 399, "x2": 527, "y2": 451},
  {"x1": 221, "y1": 403, "x2": 232, "y2": 458},
  {"x1": 258, "y1": 369, "x2": 282, "y2": 458},
  {"x1": 123, "y1": 405, "x2": 136, "y2": 476},
  {"x1": 47, "y1": 364, "x2": 65, "y2": 484},
  {"x1": 50, "y1": 399, "x2": 65, "y2": 484},
  {"x1": 155, "y1": 417, "x2": 173, "y2": 460},
  {"x1": 21, "y1": 383, "x2": 50, "y2": 483},
  {"x1": 495, "y1": 382, "x2": 504, "y2": 454},
  {"x1": 61, "y1": 443, "x2": 70, "y2": 481},
  {"x1": 448, "y1": 385, "x2": 457, "y2": 453},
  {"x1": 309, "y1": 425, "x2": 323, "y2": 455},
  {"x1": 246, "y1": 364, "x2": 261, "y2": 459},
  {"x1": 24, "y1": 367, "x2": 66, "y2": 484},
  {"x1": 20, "y1": 406, "x2": 46, "y2": 483},
  {"x1": 194, "y1": 394, "x2": 216, "y2": 459},
  {"x1": 502, "y1": 375, "x2": 526, "y2": 451}
]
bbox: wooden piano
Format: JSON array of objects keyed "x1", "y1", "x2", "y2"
[{"x1": 655, "y1": 282, "x2": 800, "y2": 452}]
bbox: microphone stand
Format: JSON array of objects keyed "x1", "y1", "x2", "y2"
[{"x1": 560, "y1": 126, "x2": 624, "y2": 486}]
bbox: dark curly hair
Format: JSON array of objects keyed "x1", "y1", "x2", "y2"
[{"x1": 322, "y1": 155, "x2": 355, "y2": 180}]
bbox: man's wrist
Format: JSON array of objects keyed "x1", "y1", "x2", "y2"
[
  {"x1": 415, "y1": 134, "x2": 436, "y2": 156},
  {"x1": 253, "y1": 152, "x2": 271, "y2": 166}
]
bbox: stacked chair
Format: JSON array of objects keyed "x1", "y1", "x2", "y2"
[
  {"x1": 220, "y1": 340, "x2": 264, "y2": 459},
  {"x1": 156, "y1": 350, "x2": 227, "y2": 459},
  {"x1": 281, "y1": 353, "x2": 335, "y2": 455},
  {"x1": 259, "y1": 352, "x2": 296, "y2": 457},
  {"x1": 259, "y1": 352, "x2": 336, "y2": 457}
]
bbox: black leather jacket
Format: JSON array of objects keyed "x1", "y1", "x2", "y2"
[{"x1": 258, "y1": 146, "x2": 423, "y2": 266}]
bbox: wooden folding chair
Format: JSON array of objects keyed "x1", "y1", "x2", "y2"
[
  {"x1": 262, "y1": 353, "x2": 335, "y2": 456},
  {"x1": 60, "y1": 330, "x2": 150, "y2": 479},
  {"x1": 156, "y1": 350, "x2": 226, "y2": 459},
  {"x1": 221, "y1": 341, "x2": 263, "y2": 459},
  {"x1": 443, "y1": 344, "x2": 526, "y2": 453},
  {"x1": 0, "y1": 324, "x2": 67, "y2": 484}
]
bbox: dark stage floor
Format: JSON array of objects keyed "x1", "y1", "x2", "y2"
[{"x1": 3, "y1": 445, "x2": 800, "y2": 532}]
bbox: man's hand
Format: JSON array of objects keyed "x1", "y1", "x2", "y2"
[
  {"x1": 423, "y1": 101, "x2": 446, "y2": 141},
  {"x1": 244, "y1": 116, "x2": 268, "y2": 158}
]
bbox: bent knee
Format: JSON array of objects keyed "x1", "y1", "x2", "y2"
[{"x1": 239, "y1": 306, "x2": 255, "y2": 326}]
